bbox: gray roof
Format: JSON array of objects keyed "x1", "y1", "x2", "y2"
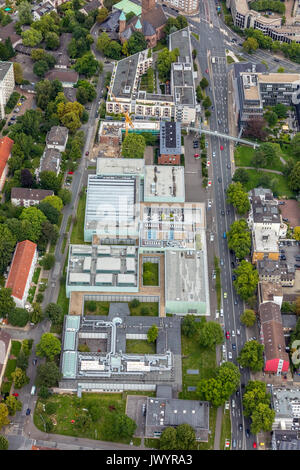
[
  {"x1": 160, "y1": 121, "x2": 181, "y2": 155},
  {"x1": 273, "y1": 430, "x2": 300, "y2": 450},
  {"x1": 0, "y1": 61, "x2": 12, "y2": 82},
  {"x1": 46, "y1": 126, "x2": 68, "y2": 147},
  {"x1": 282, "y1": 314, "x2": 297, "y2": 330},
  {"x1": 143, "y1": 20, "x2": 155, "y2": 37},
  {"x1": 11, "y1": 188, "x2": 54, "y2": 203},
  {"x1": 40, "y1": 148, "x2": 61, "y2": 173},
  {"x1": 100, "y1": 9, "x2": 122, "y2": 32}
]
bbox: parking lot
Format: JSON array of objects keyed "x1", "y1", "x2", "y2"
[
  {"x1": 278, "y1": 199, "x2": 300, "y2": 228},
  {"x1": 125, "y1": 395, "x2": 148, "y2": 437},
  {"x1": 3, "y1": 89, "x2": 35, "y2": 131}
]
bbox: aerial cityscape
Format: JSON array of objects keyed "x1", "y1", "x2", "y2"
[{"x1": 0, "y1": 0, "x2": 300, "y2": 453}]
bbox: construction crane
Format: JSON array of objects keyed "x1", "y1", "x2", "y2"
[{"x1": 107, "y1": 86, "x2": 134, "y2": 137}]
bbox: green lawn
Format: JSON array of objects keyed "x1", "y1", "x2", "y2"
[
  {"x1": 126, "y1": 340, "x2": 156, "y2": 354},
  {"x1": 220, "y1": 407, "x2": 231, "y2": 450},
  {"x1": 33, "y1": 393, "x2": 135, "y2": 444},
  {"x1": 145, "y1": 438, "x2": 160, "y2": 449},
  {"x1": 242, "y1": 169, "x2": 294, "y2": 198},
  {"x1": 234, "y1": 144, "x2": 284, "y2": 172},
  {"x1": 70, "y1": 189, "x2": 87, "y2": 244},
  {"x1": 143, "y1": 262, "x2": 159, "y2": 286},
  {"x1": 32, "y1": 267, "x2": 41, "y2": 285},
  {"x1": 11, "y1": 340, "x2": 22, "y2": 357},
  {"x1": 179, "y1": 320, "x2": 217, "y2": 401}
]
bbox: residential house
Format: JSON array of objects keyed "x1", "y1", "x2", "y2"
[
  {"x1": 5, "y1": 240, "x2": 38, "y2": 308},
  {"x1": 38, "y1": 148, "x2": 62, "y2": 177},
  {"x1": 11, "y1": 188, "x2": 54, "y2": 207},
  {"x1": 46, "y1": 126, "x2": 68, "y2": 152},
  {"x1": 0, "y1": 136, "x2": 14, "y2": 192},
  {"x1": 44, "y1": 69, "x2": 79, "y2": 88},
  {"x1": 79, "y1": 0, "x2": 100, "y2": 15},
  {"x1": 0, "y1": 62, "x2": 15, "y2": 119},
  {"x1": 32, "y1": 1, "x2": 56, "y2": 21},
  {"x1": 259, "y1": 301, "x2": 289, "y2": 375}
]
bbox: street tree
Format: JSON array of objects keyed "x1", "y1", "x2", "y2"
[
  {"x1": 5, "y1": 396, "x2": 22, "y2": 416},
  {"x1": 227, "y1": 219, "x2": 251, "y2": 260},
  {"x1": 202, "y1": 96, "x2": 212, "y2": 109},
  {"x1": 242, "y1": 37, "x2": 259, "y2": 53},
  {"x1": 11, "y1": 367, "x2": 29, "y2": 389},
  {"x1": 36, "y1": 362, "x2": 61, "y2": 387},
  {"x1": 240, "y1": 309, "x2": 256, "y2": 327},
  {"x1": 36, "y1": 333, "x2": 61, "y2": 361},
  {"x1": 198, "y1": 321, "x2": 224, "y2": 349},
  {"x1": 45, "y1": 303, "x2": 63, "y2": 325},
  {"x1": 250, "y1": 403, "x2": 275, "y2": 434},
  {"x1": 237, "y1": 340, "x2": 264, "y2": 372},
  {"x1": 196, "y1": 362, "x2": 240, "y2": 407},
  {"x1": 58, "y1": 188, "x2": 72, "y2": 206},
  {"x1": 122, "y1": 134, "x2": 146, "y2": 159},
  {"x1": 233, "y1": 261, "x2": 259, "y2": 300},
  {"x1": 226, "y1": 182, "x2": 250, "y2": 215},
  {"x1": 41, "y1": 253, "x2": 55, "y2": 271},
  {"x1": 200, "y1": 77, "x2": 209, "y2": 89},
  {"x1": 147, "y1": 324, "x2": 159, "y2": 343},
  {"x1": 0, "y1": 404, "x2": 10, "y2": 430},
  {"x1": 243, "y1": 381, "x2": 270, "y2": 417},
  {"x1": 97, "y1": 7, "x2": 109, "y2": 23}
]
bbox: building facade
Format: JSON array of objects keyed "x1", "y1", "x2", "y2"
[
  {"x1": 0, "y1": 136, "x2": 14, "y2": 192},
  {"x1": 161, "y1": 0, "x2": 199, "y2": 15},
  {"x1": 0, "y1": 62, "x2": 15, "y2": 120},
  {"x1": 11, "y1": 188, "x2": 54, "y2": 207}
]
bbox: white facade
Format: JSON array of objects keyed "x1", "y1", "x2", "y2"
[
  {"x1": 161, "y1": 0, "x2": 198, "y2": 14},
  {"x1": 0, "y1": 62, "x2": 15, "y2": 120}
]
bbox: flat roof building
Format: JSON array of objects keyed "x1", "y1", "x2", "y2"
[
  {"x1": 145, "y1": 397, "x2": 210, "y2": 441},
  {"x1": 96, "y1": 157, "x2": 145, "y2": 177},
  {"x1": 144, "y1": 166, "x2": 185, "y2": 202},
  {"x1": 66, "y1": 244, "x2": 139, "y2": 297},
  {"x1": 159, "y1": 121, "x2": 181, "y2": 165},
  {"x1": 272, "y1": 387, "x2": 300, "y2": 430},
  {"x1": 84, "y1": 175, "x2": 140, "y2": 242},
  {"x1": 59, "y1": 308, "x2": 182, "y2": 394}
]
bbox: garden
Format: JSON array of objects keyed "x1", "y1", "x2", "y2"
[
  {"x1": 142, "y1": 262, "x2": 159, "y2": 286},
  {"x1": 1, "y1": 339, "x2": 33, "y2": 395},
  {"x1": 84, "y1": 299, "x2": 159, "y2": 317}
]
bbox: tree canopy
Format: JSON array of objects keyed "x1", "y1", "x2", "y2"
[
  {"x1": 160, "y1": 423, "x2": 196, "y2": 450},
  {"x1": 237, "y1": 340, "x2": 264, "y2": 372},
  {"x1": 233, "y1": 261, "x2": 259, "y2": 301},
  {"x1": 198, "y1": 321, "x2": 224, "y2": 349},
  {"x1": 240, "y1": 309, "x2": 256, "y2": 327},
  {"x1": 226, "y1": 182, "x2": 250, "y2": 215},
  {"x1": 36, "y1": 333, "x2": 61, "y2": 361},
  {"x1": 227, "y1": 219, "x2": 251, "y2": 260},
  {"x1": 196, "y1": 362, "x2": 240, "y2": 407},
  {"x1": 122, "y1": 134, "x2": 146, "y2": 159}
]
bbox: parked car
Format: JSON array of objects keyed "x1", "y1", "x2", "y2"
[
  {"x1": 232, "y1": 343, "x2": 236, "y2": 350},
  {"x1": 68, "y1": 171, "x2": 74, "y2": 175},
  {"x1": 253, "y1": 442, "x2": 257, "y2": 449},
  {"x1": 12, "y1": 392, "x2": 19, "y2": 397},
  {"x1": 246, "y1": 429, "x2": 250, "y2": 438},
  {"x1": 239, "y1": 424, "x2": 243, "y2": 432},
  {"x1": 228, "y1": 351, "x2": 232, "y2": 359},
  {"x1": 226, "y1": 331, "x2": 230, "y2": 339},
  {"x1": 232, "y1": 274, "x2": 236, "y2": 281}
]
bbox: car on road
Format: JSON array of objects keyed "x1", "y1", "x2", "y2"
[
  {"x1": 223, "y1": 232, "x2": 227, "y2": 239},
  {"x1": 194, "y1": 154, "x2": 200, "y2": 159},
  {"x1": 226, "y1": 209, "x2": 230, "y2": 215},
  {"x1": 227, "y1": 163, "x2": 230, "y2": 169},
  {"x1": 231, "y1": 261, "x2": 235, "y2": 268},
  {"x1": 232, "y1": 343, "x2": 236, "y2": 350},
  {"x1": 232, "y1": 330, "x2": 235, "y2": 337},
  {"x1": 224, "y1": 292, "x2": 227, "y2": 299},
  {"x1": 246, "y1": 429, "x2": 250, "y2": 438},
  {"x1": 207, "y1": 180, "x2": 212, "y2": 187},
  {"x1": 205, "y1": 69, "x2": 209, "y2": 73},
  {"x1": 220, "y1": 145, "x2": 224, "y2": 150},
  {"x1": 236, "y1": 389, "x2": 240, "y2": 396},
  {"x1": 212, "y1": 151, "x2": 216, "y2": 157},
  {"x1": 228, "y1": 351, "x2": 232, "y2": 359},
  {"x1": 85, "y1": 151, "x2": 89, "y2": 156},
  {"x1": 220, "y1": 259, "x2": 224, "y2": 266},
  {"x1": 26, "y1": 408, "x2": 31, "y2": 415},
  {"x1": 207, "y1": 160, "x2": 211, "y2": 167},
  {"x1": 253, "y1": 442, "x2": 257, "y2": 449},
  {"x1": 234, "y1": 299, "x2": 238, "y2": 305},
  {"x1": 232, "y1": 274, "x2": 236, "y2": 281},
  {"x1": 32, "y1": 358, "x2": 37, "y2": 365},
  {"x1": 226, "y1": 331, "x2": 230, "y2": 339},
  {"x1": 208, "y1": 200, "x2": 212, "y2": 208},
  {"x1": 212, "y1": 270, "x2": 216, "y2": 279},
  {"x1": 236, "y1": 329, "x2": 240, "y2": 335},
  {"x1": 12, "y1": 392, "x2": 19, "y2": 397},
  {"x1": 221, "y1": 210, "x2": 225, "y2": 215},
  {"x1": 68, "y1": 171, "x2": 74, "y2": 175},
  {"x1": 142, "y1": 403, "x2": 146, "y2": 416},
  {"x1": 205, "y1": 141, "x2": 208, "y2": 147},
  {"x1": 104, "y1": 60, "x2": 110, "y2": 63},
  {"x1": 239, "y1": 424, "x2": 243, "y2": 432},
  {"x1": 218, "y1": 177, "x2": 222, "y2": 183},
  {"x1": 274, "y1": 58, "x2": 280, "y2": 62}
]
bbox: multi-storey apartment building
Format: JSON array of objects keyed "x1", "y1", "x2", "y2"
[
  {"x1": 160, "y1": 0, "x2": 199, "y2": 15},
  {"x1": 0, "y1": 62, "x2": 15, "y2": 120},
  {"x1": 107, "y1": 28, "x2": 197, "y2": 125}
]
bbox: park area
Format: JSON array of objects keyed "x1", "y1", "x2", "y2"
[{"x1": 33, "y1": 392, "x2": 142, "y2": 445}]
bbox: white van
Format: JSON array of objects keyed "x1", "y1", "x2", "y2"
[
  {"x1": 231, "y1": 399, "x2": 235, "y2": 408},
  {"x1": 31, "y1": 385, "x2": 36, "y2": 395},
  {"x1": 215, "y1": 310, "x2": 219, "y2": 319},
  {"x1": 220, "y1": 308, "x2": 224, "y2": 317}
]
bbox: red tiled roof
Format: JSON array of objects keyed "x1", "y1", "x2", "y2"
[
  {"x1": 0, "y1": 136, "x2": 14, "y2": 178},
  {"x1": 5, "y1": 240, "x2": 37, "y2": 301}
]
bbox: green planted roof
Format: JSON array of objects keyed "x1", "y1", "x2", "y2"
[{"x1": 114, "y1": 0, "x2": 141, "y2": 16}]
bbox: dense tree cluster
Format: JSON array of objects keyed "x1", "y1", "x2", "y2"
[
  {"x1": 233, "y1": 261, "x2": 259, "y2": 300},
  {"x1": 227, "y1": 219, "x2": 251, "y2": 260},
  {"x1": 196, "y1": 362, "x2": 241, "y2": 407},
  {"x1": 226, "y1": 182, "x2": 250, "y2": 215}
]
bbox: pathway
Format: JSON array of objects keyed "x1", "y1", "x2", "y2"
[{"x1": 235, "y1": 166, "x2": 283, "y2": 175}]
